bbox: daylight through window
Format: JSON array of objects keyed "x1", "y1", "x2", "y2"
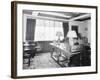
[{"x1": 34, "y1": 19, "x2": 64, "y2": 41}]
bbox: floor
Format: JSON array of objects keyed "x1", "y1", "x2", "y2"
[
  {"x1": 23, "y1": 52, "x2": 61, "y2": 69},
  {"x1": 23, "y1": 51, "x2": 91, "y2": 69}
]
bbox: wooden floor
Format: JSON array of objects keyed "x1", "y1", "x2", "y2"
[{"x1": 23, "y1": 52, "x2": 61, "y2": 69}]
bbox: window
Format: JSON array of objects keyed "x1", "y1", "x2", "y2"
[{"x1": 34, "y1": 19, "x2": 64, "y2": 41}]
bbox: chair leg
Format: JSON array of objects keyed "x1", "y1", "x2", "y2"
[{"x1": 28, "y1": 58, "x2": 30, "y2": 66}]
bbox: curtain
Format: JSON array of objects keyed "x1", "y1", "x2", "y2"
[
  {"x1": 26, "y1": 19, "x2": 36, "y2": 41},
  {"x1": 34, "y1": 19, "x2": 64, "y2": 41},
  {"x1": 63, "y1": 22, "x2": 69, "y2": 37}
]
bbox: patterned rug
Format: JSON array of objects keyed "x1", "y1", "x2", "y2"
[{"x1": 23, "y1": 52, "x2": 61, "y2": 69}]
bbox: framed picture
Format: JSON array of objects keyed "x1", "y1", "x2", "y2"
[{"x1": 11, "y1": 1, "x2": 98, "y2": 78}]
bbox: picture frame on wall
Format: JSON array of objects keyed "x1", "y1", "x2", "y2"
[{"x1": 11, "y1": 1, "x2": 98, "y2": 78}]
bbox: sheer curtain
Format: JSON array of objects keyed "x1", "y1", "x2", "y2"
[{"x1": 34, "y1": 19, "x2": 64, "y2": 41}]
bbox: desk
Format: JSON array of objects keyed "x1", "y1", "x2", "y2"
[
  {"x1": 50, "y1": 43, "x2": 81, "y2": 67},
  {"x1": 23, "y1": 42, "x2": 36, "y2": 67}
]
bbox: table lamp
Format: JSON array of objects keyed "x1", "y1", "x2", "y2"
[
  {"x1": 67, "y1": 30, "x2": 77, "y2": 46},
  {"x1": 56, "y1": 31, "x2": 63, "y2": 45}
]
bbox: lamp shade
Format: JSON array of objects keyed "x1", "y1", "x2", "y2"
[
  {"x1": 56, "y1": 31, "x2": 63, "y2": 37},
  {"x1": 67, "y1": 30, "x2": 77, "y2": 38}
]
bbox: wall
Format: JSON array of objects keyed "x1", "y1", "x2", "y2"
[
  {"x1": 0, "y1": 0, "x2": 99, "y2": 80},
  {"x1": 83, "y1": 20, "x2": 91, "y2": 43},
  {"x1": 36, "y1": 41, "x2": 52, "y2": 53},
  {"x1": 69, "y1": 20, "x2": 91, "y2": 43},
  {"x1": 69, "y1": 21, "x2": 83, "y2": 31}
]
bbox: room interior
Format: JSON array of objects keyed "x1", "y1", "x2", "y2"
[{"x1": 23, "y1": 10, "x2": 91, "y2": 69}]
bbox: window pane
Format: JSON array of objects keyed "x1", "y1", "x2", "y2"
[{"x1": 34, "y1": 19, "x2": 64, "y2": 41}]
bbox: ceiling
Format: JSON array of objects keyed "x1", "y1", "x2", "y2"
[{"x1": 23, "y1": 10, "x2": 91, "y2": 21}]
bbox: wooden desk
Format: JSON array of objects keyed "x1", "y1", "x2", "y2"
[
  {"x1": 50, "y1": 43, "x2": 81, "y2": 67},
  {"x1": 23, "y1": 42, "x2": 36, "y2": 66}
]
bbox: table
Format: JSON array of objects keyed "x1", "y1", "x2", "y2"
[{"x1": 50, "y1": 43, "x2": 81, "y2": 67}]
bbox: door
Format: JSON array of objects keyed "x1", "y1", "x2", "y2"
[{"x1": 72, "y1": 25, "x2": 78, "y2": 35}]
